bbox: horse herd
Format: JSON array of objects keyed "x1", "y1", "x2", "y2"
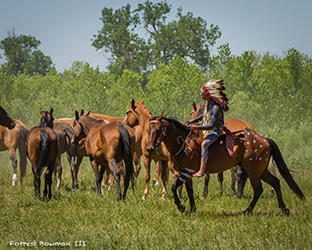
[{"x1": 0, "y1": 101, "x2": 306, "y2": 215}]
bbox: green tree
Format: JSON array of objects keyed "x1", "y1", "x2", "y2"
[
  {"x1": 92, "y1": 1, "x2": 221, "y2": 75},
  {"x1": 0, "y1": 31, "x2": 53, "y2": 76},
  {"x1": 105, "y1": 70, "x2": 144, "y2": 117},
  {"x1": 91, "y1": 4, "x2": 146, "y2": 75},
  {"x1": 145, "y1": 56, "x2": 204, "y2": 121},
  {"x1": 136, "y1": 2, "x2": 221, "y2": 70},
  {"x1": 286, "y1": 48, "x2": 303, "y2": 90}
]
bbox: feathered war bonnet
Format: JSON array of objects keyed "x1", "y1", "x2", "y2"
[{"x1": 201, "y1": 78, "x2": 229, "y2": 112}]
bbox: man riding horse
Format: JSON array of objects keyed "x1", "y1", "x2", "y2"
[{"x1": 187, "y1": 79, "x2": 229, "y2": 178}]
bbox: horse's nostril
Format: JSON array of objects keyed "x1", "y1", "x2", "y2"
[{"x1": 146, "y1": 146, "x2": 156, "y2": 155}]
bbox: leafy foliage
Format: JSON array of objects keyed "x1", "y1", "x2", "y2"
[
  {"x1": 92, "y1": 1, "x2": 221, "y2": 74},
  {"x1": 0, "y1": 31, "x2": 53, "y2": 76}
]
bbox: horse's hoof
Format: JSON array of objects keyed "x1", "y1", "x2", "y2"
[
  {"x1": 190, "y1": 206, "x2": 197, "y2": 213},
  {"x1": 162, "y1": 194, "x2": 166, "y2": 200},
  {"x1": 141, "y1": 195, "x2": 147, "y2": 201},
  {"x1": 12, "y1": 174, "x2": 18, "y2": 186},
  {"x1": 152, "y1": 180, "x2": 159, "y2": 187},
  {"x1": 282, "y1": 207, "x2": 290, "y2": 215},
  {"x1": 178, "y1": 204, "x2": 186, "y2": 213},
  {"x1": 243, "y1": 209, "x2": 252, "y2": 215}
]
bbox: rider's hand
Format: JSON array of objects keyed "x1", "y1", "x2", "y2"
[{"x1": 190, "y1": 125, "x2": 199, "y2": 130}]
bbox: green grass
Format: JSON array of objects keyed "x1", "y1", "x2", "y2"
[{"x1": 0, "y1": 152, "x2": 311, "y2": 250}]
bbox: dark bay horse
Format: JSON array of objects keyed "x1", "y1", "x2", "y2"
[
  {"x1": 190, "y1": 101, "x2": 277, "y2": 197},
  {"x1": 71, "y1": 111, "x2": 135, "y2": 200},
  {"x1": 147, "y1": 113, "x2": 305, "y2": 214},
  {"x1": 52, "y1": 121, "x2": 78, "y2": 190},
  {"x1": 0, "y1": 105, "x2": 16, "y2": 129},
  {"x1": 124, "y1": 99, "x2": 179, "y2": 200},
  {"x1": 0, "y1": 109, "x2": 28, "y2": 186},
  {"x1": 26, "y1": 108, "x2": 58, "y2": 199}
]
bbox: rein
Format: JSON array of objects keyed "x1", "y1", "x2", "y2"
[
  {"x1": 149, "y1": 119, "x2": 166, "y2": 148},
  {"x1": 175, "y1": 131, "x2": 191, "y2": 156},
  {"x1": 150, "y1": 119, "x2": 201, "y2": 157},
  {"x1": 174, "y1": 131, "x2": 201, "y2": 157}
]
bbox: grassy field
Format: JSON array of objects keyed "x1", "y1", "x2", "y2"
[{"x1": 0, "y1": 152, "x2": 311, "y2": 250}]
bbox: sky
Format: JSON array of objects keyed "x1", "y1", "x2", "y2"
[{"x1": 1, "y1": 0, "x2": 311, "y2": 72}]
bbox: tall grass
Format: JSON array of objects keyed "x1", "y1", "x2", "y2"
[{"x1": 0, "y1": 151, "x2": 311, "y2": 250}]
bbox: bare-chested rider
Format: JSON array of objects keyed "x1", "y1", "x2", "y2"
[{"x1": 187, "y1": 79, "x2": 229, "y2": 178}]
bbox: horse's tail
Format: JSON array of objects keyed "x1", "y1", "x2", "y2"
[
  {"x1": 38, "y1": 129, "x2": 50, "y2": 172},
  {"x1": 267, "y1": 138, "x2": 305, "y2": 200},
  {"x1": 18, "y1": 125, "x2": 28, "y2": 182},
  {"x1": 118, "y1": 124, "x2": 135, "y2": 193}
]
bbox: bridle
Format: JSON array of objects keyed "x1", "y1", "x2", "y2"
[
  {"x1": 149, "y1": 119, "x2": 201, "y2": 157},
  {"x1": 148, "y1": 119, "x2": 167, "y2": 149}
]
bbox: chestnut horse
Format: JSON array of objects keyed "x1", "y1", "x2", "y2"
[
  {"x1": 0, "y1": 107, "x2": 28, "y2": 186},
  {"x1": 71, "y1": 111, "x2": 135, "y2": 200},
  {"x1": 82, "y1": 111, "x2": 126, "y2": 188},
  {"x1": 26, "y1": 108, "x2": 58, "y2": 199},
  {"x1": 147, "y1": 114, "x2": 305, "y2": 214},
  {"x1": 0, "y1": 105, "x2": 16, "y2": 129},
  {"x1": 190, "y1": 101, "x2": 277, "y2": 197},
  {"x1": 124, "y1": 99, "x2": 179, "y2": 200},
  {"x1": 54, "y1": 112, "x2": 127, "y2": 190}
]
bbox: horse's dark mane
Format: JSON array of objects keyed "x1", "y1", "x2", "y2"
[
  {"x1": 198, "y1": 104, "x2": 205, "y2": 115},
  {"x1": 162, "y1": 117, "x2": 191, "y2": 134},
  {"x1": 40, "y1": 112, "x2": 54, "y2": 127},
  {"x1": 74, "y1": 115, "x2": 98, "y2": 124},
  {"x1": 81, "y1": 115, "x2": 98, "y2": 122}
]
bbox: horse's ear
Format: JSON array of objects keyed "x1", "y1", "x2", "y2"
[
  {"x1": 140, "y1": 100, "x2": 145, "y2": 104},
  {"x1": 80, "y1": 109, "x2": 84, "y2": 115},
  {"x1": 85, "y1": 110, "x2": 90, "y2": 116},
  {"x1": 50, "y1": 108, "x2": 53, "y2": 115},
  {"x1": 159, "y1": 112, "x2": 164, "y2": 120},
  {"x1": 75, "y1": 110, "x2": 79, "y2": 120},
  {"x1": 131, "y1": 99, "x2": 135, "y2": 108},
  {"x1": 192, "y1": 101, "x2": 197, "y2": 111},
  {"x1": 40, "y1": 108, "x2": 44, "y2": 115}
]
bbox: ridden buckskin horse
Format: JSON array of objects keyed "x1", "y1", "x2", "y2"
[
  {"x1": 0, "y1": 106, "x2": 28, "y2": 186},
  {"x1": 26, "y1": 108, "x2": 58, "y2": 199},
  {"x1": 71, "y1": 111, "x2": 135, "y2": 200},
  {"x1": 0, "y1": 105, "x2": 16, "y2": 129},
  {"x1": 146, "y1": 113, "x2": 305, "y2": 214},
  {"x1": 124, "y1": 99, "x2": 179, "y2": 200},
  {"x1": 190, "y1": 101, "x2": 277, "y2": 197}
]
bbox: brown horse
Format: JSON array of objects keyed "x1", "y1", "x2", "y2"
[
  {"x1": 26, "y1": 108, "x2": 58, "y2": 199},
  {"x1": 71, "y1": 111, "x2": 135, "y2": 200},
  {"x1": 82, "y1": 111, "x2": 126, "y2": 188},
  {"x1": 0, "y1": 109, "x2": 28, "y2": 186},
  {"x1": 124, "y1": 99, "x2": 179, "y2": 200},
  {"x1": 0, "y1": 105, "x2": 16, "y2": 129},
  {"x1": 190, "y1": 101, "x2": 277, "y2": 197},
  {"x1": 52, "y1": 121, "x2": 78, "y2": 190},
  {"x1": 55, "y1": 112, "x2": 127, "y2": 190},
  {"x1": 190, "y1": 101, "x2": 254, "y2": 197},
  {"x1": 146, "y1": 113, "x2": 305, "y2": 214}
]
